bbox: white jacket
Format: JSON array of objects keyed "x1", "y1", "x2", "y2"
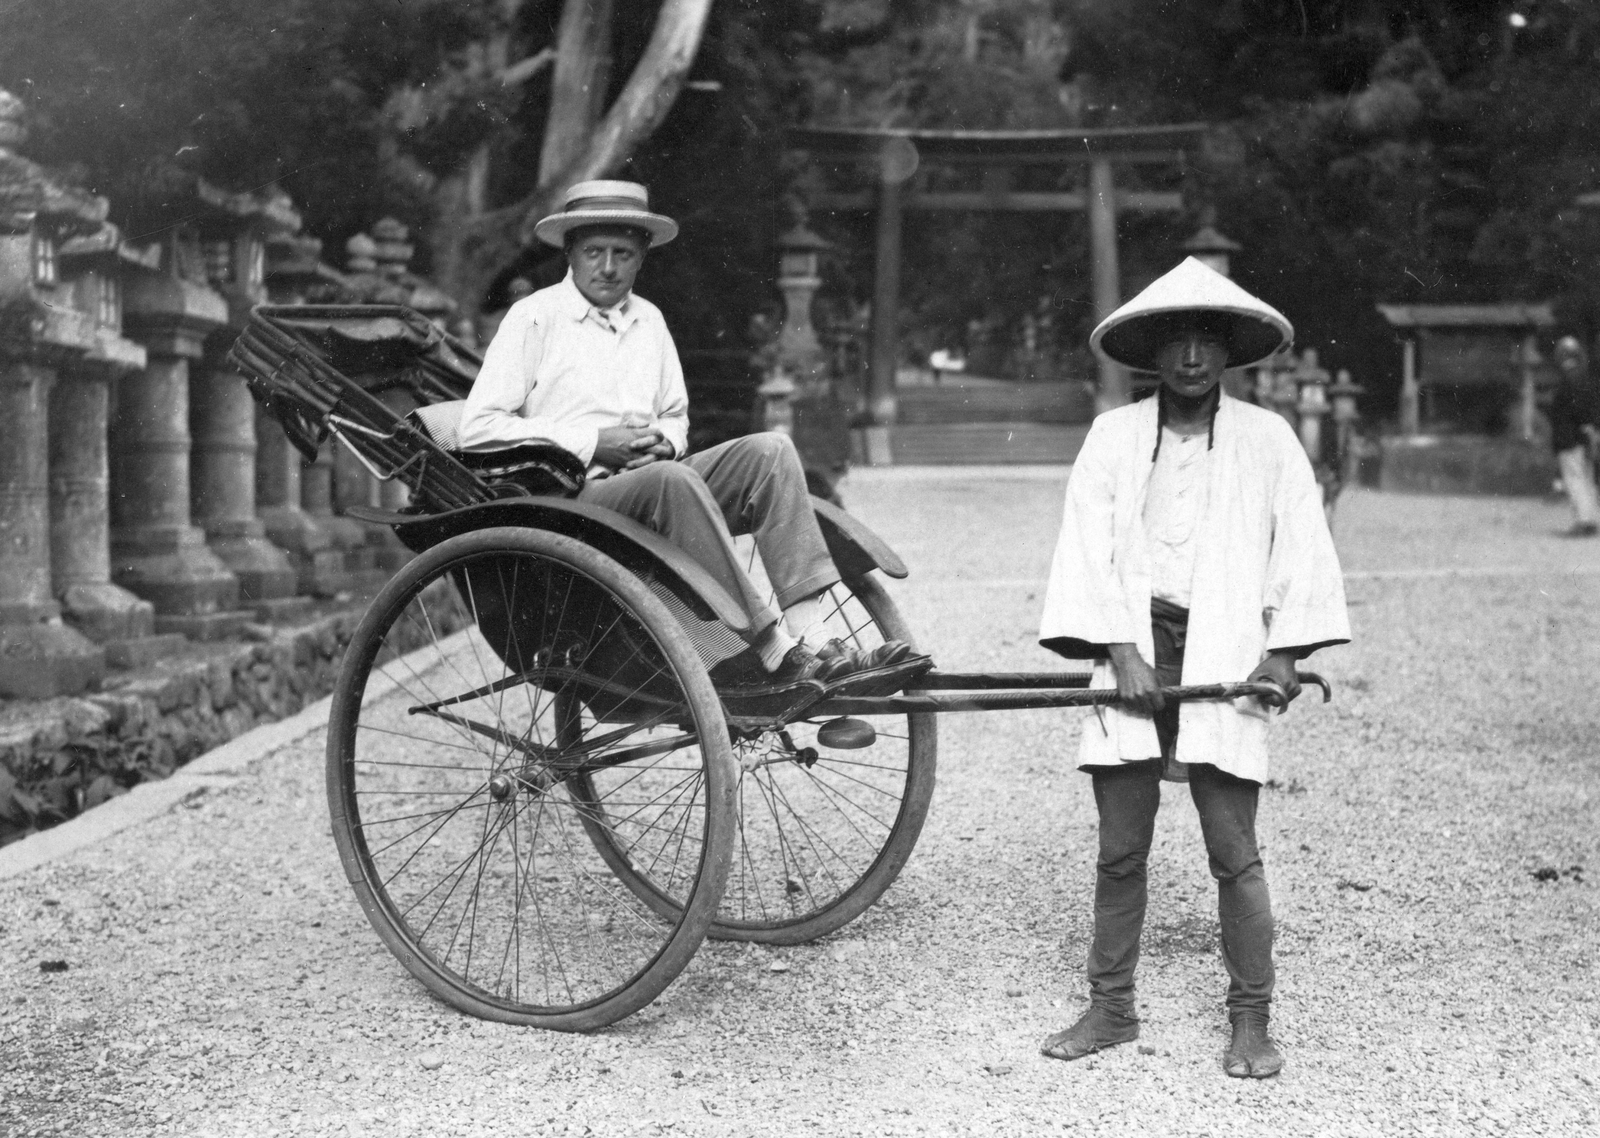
[{"x1": 1038, "y1": 393, "x2": 1350, "y2": 782}]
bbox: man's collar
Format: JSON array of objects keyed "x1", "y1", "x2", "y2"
[{"x1": 558, "y1": 269, "x2": 636, "y2": 329}]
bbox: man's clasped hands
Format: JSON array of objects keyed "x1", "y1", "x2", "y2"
[{"x1": 594, "y1": 414, "x2": 674, "y2": 473}]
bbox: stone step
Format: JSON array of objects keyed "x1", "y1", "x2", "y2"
[
  {"x1": 104, "y1": 633, "x2": 189, "y2": 670},
  {"x1": 251, "y1": 596, "x2": 315, "y2": 626},
  {"x1": 894, "y1": 380, "x2": 1094, "y2": 425},
  {"x1": 879, "y1": 423, "x2": 1090, "y2": 465},
  {"x1": 153, "y1": 610, "x2": 255, "y2": 643}
]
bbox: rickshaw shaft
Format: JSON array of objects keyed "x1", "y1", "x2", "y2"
[{"x1": 811, "y1": 675, "x2": 1329, "y2": 717}]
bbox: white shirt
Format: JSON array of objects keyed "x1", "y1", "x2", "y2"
[
  {"x1": 458, "y1": 271, "x2": 690, "y2": 473},
  {"x1": 1142, "y1": 427, "x2": 1211, "y2": 609}
]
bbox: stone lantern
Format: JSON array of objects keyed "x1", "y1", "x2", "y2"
[
  {"x1": 775, "y1": 210, "x2": 831, "y2": 391},
  {"x1": 368, "y1": 217, "x2": 457, "y2": 327},
  {"x1": 52, "y1": 223, "x2": 162, "y2": 650},
  {"x1": 1329, "y1": 368, "x2": 1365, "y2": 428},
  {"x1": 192, "y1": 179, "x2": 301, "y2": 614},
  {"x1": 1182, "y1": 209, "x2": 1243, "y2": 278},
  {"x1": 757, "y1": 367, "x2": 798, "y2": 435},
  {"x1": 1293, "y1": 348, "x2": 1332, "y2": 463},
  {"x1": 1252, "y1": 348, "x2": 1299, "y2": 424},
  {"x1": 1329, "y1": 368, "x2": 1365, "y2": 479},
  {"x1": 342, "y1": 219, "x2": 455, "y2": 576},
  {"x1": 0, "y1": 88, "x2": 108, "y2": 696},
  {"x1": 291, "y1": 234, "x2": 382, "y2": 590},
  {"x1": 260, "y1": 230, "x2": 350, "y2": 597},
  {"x1": 116, "y1": 222, "x2": 246, "y2": 638}
]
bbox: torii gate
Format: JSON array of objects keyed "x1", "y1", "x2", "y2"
[{"x1": 788, "y1": 123, "x2": 1207, "y2": 422}]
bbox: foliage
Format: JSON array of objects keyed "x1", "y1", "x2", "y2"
[
  {"x1": 0, "y1": 0, "x2": 495, "y2": 242},
  {"x1": 0, "y1": 740, "x2": 154, "y2": 849}
]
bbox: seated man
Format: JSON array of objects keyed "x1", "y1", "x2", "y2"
[{"x1": 459, "y1": 180, "x2": 924, "y2": 690}]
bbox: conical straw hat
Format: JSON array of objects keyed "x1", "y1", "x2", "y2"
[{"x1": 1090, "y1": 257, "x2": 1292, "y2": 372}]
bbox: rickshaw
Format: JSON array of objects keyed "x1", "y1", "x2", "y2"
[{"x1": 229, "y1": 305, "x2": 1327, "y2": 1033}]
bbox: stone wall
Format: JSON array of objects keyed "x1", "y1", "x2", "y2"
[{"x1": 0, "y1": 593, "x2": 466, "y2": 848}]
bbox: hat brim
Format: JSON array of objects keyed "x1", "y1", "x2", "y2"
[
  {"x1": 1093, "y1": 306, "x2": 1291, "y2": 373},
  {"x1": 533, "y1": 209, "x2": 678, "y2": 248}
]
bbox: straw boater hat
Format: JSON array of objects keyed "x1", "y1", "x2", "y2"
[
  {"x1": 533, "y1": 180, "x2": 679, "y2": 249},
  {"x1": 1090, "y1": 256, "x2": 1293, "y2": 373}
]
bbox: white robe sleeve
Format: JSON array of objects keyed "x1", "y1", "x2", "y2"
[
  {"x1": 1039, "y1": 417, "x2": 1145, "y2": 659},
  {"x1": 1262, "y1": 424, "x2": 1351, "y2": 656}
]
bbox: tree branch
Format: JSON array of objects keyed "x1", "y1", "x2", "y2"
[
  {"x1": 539, "y1": 0, "x2": 616, "y2": 180},
  {"x1": 521, "y1": 0, "x2": 714, "y2": 241},
  {"x1": 445, "y1": 0, "x2": 713, "y2": 316},
  {"x1": 501, "y1": 48, "x2": 556, "y2": 87}
]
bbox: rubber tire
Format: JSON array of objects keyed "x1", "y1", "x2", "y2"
[{"x1": 326, "y1": 527, "x2": 737, "y2": 1031}]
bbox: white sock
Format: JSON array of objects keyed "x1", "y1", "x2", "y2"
[
  {"x1": 782, "y1": 593, "x2": 832, "y2": 650},
  {"x1": 755, "y1": 625, "x2": 800, "y2": 672}
]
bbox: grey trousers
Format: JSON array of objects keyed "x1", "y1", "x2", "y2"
[{"x1": 576, "y1": 432, "x2": 839, "y2": 639}]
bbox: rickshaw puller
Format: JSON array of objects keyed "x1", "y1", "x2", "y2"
[
  {"x1": 460, "y1": 181, "x2": 925, "y2": 691},
  {"x1": 1037, "y1": 258, "x2": 1351, "y2": 1078}
]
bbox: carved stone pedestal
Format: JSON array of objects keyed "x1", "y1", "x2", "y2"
[
  {"x1": 255, "y1": 409, "x2": 346, "y2": 597},
  {"x1": 304, "y1": 442, "x2": 370, "y2": 590},
  {"x1": 333, "y1": 442, "x2": 392, "y2": 592},
  {"x1": 48, "y1": 358, "x2": 156, "y2": 643},
  {"x1": 191, "y1": 362, "x2": 296, "y2": 601},
  {"x1": 0, "y1": 361, "x2": 104, "y2": 698}
]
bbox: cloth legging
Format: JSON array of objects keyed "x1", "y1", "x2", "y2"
[{"x1": 1086, "y1": 603, "x2": 1275, "y2": 1019}]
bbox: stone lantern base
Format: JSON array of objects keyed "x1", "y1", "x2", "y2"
[
  {"x1": 58, "y1": 582, "x2": 156, "y2": 643},
  {"x1": 112, "y1": 525, "x2": 250, "y2": 641},
  {"x1": 260, "y1": 506, "x2": 350, "y2": 599},
  {"x1": 206, "y1": 520, "x2": 299, "y2": 602},
  {"x1": 0, "y1": 614, "x2": 105, "y2": 700}
]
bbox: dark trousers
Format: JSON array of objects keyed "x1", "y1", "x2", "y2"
[
  {"x1": 1086, "y1": 603, "x2": 1275, "y2": 1020},
  {"x1": 577, "y1": 432, "x2": 839, "y2": 640}
]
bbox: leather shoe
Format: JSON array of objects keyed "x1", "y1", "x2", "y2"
[
  {"x1": 709, "y1": 644, "x2": 825, "y2": 691},
  {"x1": 812, "y1": 639, "x2": 931, "y2": 696},
  {"x1": 813, "y1": 638, "x2": 915, "y2": 681},
  {"x1": 1223, "y1": 1014, "x2": 1282, "y2": 1078},
  {"x1": 1039, "y1": 1006, "x2": 1139, "y2": 1062}
]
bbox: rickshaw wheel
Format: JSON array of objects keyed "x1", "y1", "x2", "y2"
[
  {"x1": 570, "y1": 571, "x2": 937, "y2": 945},
  {"x1": 326, "y1": 527, "x2": 736, "y2": 1031}
]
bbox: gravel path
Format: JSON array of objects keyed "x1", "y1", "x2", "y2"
[{"x1": 2, "y1": 474, "x2": 1596, "y2": 1137}]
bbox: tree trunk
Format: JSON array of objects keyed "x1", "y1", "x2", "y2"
[
  {"x1": 539, "y1": 0, "x2": 615, "y2": 181},
  {"x1": 428, "y1": 144, "x2": 493, "y2": 327},
  {"x1": 426, "y1": 0, "x2": 521, "y2": 320},
  {"x1": 440, "y1": 0, "x2": 714, "y2": 318}
]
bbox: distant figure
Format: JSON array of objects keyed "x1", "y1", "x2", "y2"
[
  {"x1": 929, "y1": 348, "x2": 965, "y2": 384},
  {"x1": 1036, "y1": 258, "x2": 1350, "y2": 1078},
  {"x1": 1548, "y1": 335, "x2": 1599, "y2": 537}
]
